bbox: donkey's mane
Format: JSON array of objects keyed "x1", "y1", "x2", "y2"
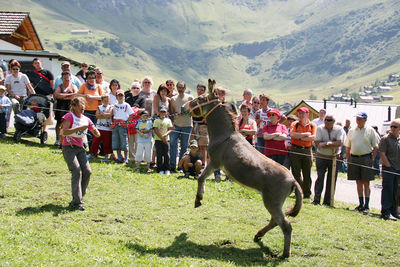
[{"x1": 220, "y1": 103, "x2": 238, "y2": 131}]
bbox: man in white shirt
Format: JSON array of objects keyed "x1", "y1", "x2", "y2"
[{"x1": 312, "y1": 109, "x2": 326, "y2": 127}]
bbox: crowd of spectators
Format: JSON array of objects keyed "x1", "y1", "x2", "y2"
[{"x1": 0, "y1": 59, "x2": 399, "y2": 218}]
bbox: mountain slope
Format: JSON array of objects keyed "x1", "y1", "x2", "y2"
[{"x1": 2, "y1": 0, "x2": 400, "y2": 102}]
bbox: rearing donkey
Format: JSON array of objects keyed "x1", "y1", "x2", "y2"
[{"x1": 183, "y1": 79, "x2": 303, "y2": 258}]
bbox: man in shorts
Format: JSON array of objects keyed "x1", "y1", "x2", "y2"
[{"x1": 345, "y1": 112, "x2": 379, "y2": 214}]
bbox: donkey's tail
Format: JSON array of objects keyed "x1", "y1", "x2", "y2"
[{"x1": 285, "y1": 181, "x2": 303, "y2": 217}]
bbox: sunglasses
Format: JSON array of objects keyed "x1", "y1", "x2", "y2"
[
  {"x1": 253, "y1": 102, "x2": 260, "y2": 104},
  {"x1": 390, "y1": 125, "x2": 399, "y2": 129},
  {"x1": 166, "y1": 83, "x2": 174, "y2": 86},
  {"x1": 81, "y1": 65, "x2": 88, "y2": 68},
  {"x1": 131, "y1": 87, "x2": 140, "y2": 90},
  {"x1": 96, "y1": 72, "x2": 102, "y2": 75},
  {"x1": 143, "y1": 81, "x2": 151, "y2": 84},
  {"x1": 325, "y1": 119, "x2": 334, "y2": 122},
  {"x1": 177, "y1": 86, "x2": 185, "y2": 89},
  {"x1": 12, "y1": 68, "x2": 19, "y2": 71}
]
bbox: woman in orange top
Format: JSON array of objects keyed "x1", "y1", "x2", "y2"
[{"x1": 77, "y1": 70, "x2": 103, "y2": 148}]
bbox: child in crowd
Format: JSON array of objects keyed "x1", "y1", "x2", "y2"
[
  {"x1": 112, "y1": 89, "x2": 135, "y2": 164},
  {"x1": 153, "y1": 106, "x2": 173, "y2": 174},
  {"x1": 28, "y1": 99, "x2": 41, "y2": 113},
  {"x1": 135, "y1": 111, "x2": 153, "y2": 173},
  {"x1": 88, "y1": 94, "x2": 114, "y2": 162},
  {"x1": 178, "y1": 139, "x2": 203, "y2": 179},
  {"x1": 0, "y1": 85, "x2": 11, "y2": 138}
]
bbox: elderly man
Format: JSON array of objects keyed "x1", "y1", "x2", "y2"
[
  {"x1": 379, "y1": 119, "x2": 400, "y2": 220},
  {"x1": 94, "y1": 67, "x2": 110, "y2": 95},
  {"x1": 169, "y1": 81, "x2": 194, "y2": 172},
  {"x1": 53, "y1": 61, "x2": 82, "y2": 90},
  {"x1": 289, "y1": 107, "x2": 316, "y2": 199},
  {"x1": 345, "y1": 112, "x2": 379, "y2": 214},
  {"x1": 313, "y1": 114, "x2": 344, "y2": 205}
]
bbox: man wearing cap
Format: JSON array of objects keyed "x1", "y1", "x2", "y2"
[
  {"x1": 379, "y1": 119, "x2": 400, "y2": 220},
  {"x1": 345, "y1": 112, "x2": 379, "y2": 214},
  {"x1": 313, "y1": 114, "x2": 344, "y2": 205},
  {"x1": 289, "y1": 107, "x2": 317, "y2": 199},
  {"x1": 263, "y1": 108, "x2": 288, "y2": 166},
  {"x1": 0, "y1": 85, "x2": 11, "y2": 138},
  {"x1": 53, "y1": 61, "x2": 82, "y2": 90}
]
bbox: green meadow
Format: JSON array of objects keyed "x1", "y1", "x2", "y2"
[{"x1": 0, "y1": 134, "x2": 399, "y2": 266}]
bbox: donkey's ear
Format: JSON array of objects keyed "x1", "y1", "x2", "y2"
[{"x1": 208, "y1": 79, "x2": 216, "y2": 98}]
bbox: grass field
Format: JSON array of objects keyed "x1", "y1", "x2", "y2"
[{"x1": 1, "y1": 133, "x2": 399, "y2": 266}]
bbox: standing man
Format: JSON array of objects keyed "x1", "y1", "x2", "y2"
[
  {"x1": 28, "y1": 58, "x2": 54, "y2": 97},
  {"x1": 53, "y1": 61, "x2": 81, "y2": 90},
  {"x1": 379, "y1": 119, "x2": 400, "y2": 220},
  {"x1": 312, "y1": 109, "x2": 326, "y2": 127},
  {"x1": 169, "y1": 81, "x2": 193, "y2": 172},
  {"x1": 254, "y1": 94, "x2": 271, "y2": 153},
  {"x1": 191, "y1": 83, "x2": 209, "y2": 165},
  {"x1": 345, "y1": 112, "x2": 379, "y2": 214},
  {"x1": 27, "y1": 58, "x2": 54, "y2": 131},
  {"x1": 94, "y1": 67, "x2": 110, "y2": 95},
  {"x1": 313, "y1": 114, "x2": 344, "y2": 205},
  {"x1": 289, "y1": 107, "x2": 316, "y2": 199}
]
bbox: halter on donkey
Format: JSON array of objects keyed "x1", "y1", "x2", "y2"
[{"x1": 183, "y1": 79, "x2": 303, "y2": 258}]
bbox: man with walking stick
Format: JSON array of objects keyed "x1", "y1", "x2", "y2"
[{"x1": 313, "y1": 114, "x2": 344, "y2": 206}]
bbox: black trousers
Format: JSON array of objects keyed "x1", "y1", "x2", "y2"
[
  {"x1": 155, "y1": 140, "x2": 170, "y2": 172},
  {"x1": 0, "y1": 113, "x2": 6, "y2": 134},
  {"x1": 314, "y1": 157, "x2": 338, "y2": 205}
]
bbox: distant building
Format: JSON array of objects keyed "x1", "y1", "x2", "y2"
[
  {"x1": 358, "y1": 96, "x2": 374, "y2": 103},
  {"x1": 381, "y1": 95, "x2": 394, "y2": 101},
  {"x1": 378, "y1": 86, "x2": 393, "y2": 92},
  {"x1": 71, "y1": 29, "x2": 92, "y2": 35},
  {"x1": 0, "y1": 11, "x2": 82, "y2": 75}
]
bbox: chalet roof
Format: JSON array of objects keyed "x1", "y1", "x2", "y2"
[{"x1": 0, "y1": 11, "x2": 43, "y2": 50}]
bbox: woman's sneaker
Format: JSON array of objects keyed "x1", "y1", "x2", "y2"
[{"x1": 165, "y1": 170, "x2": 171, "y2": 175}]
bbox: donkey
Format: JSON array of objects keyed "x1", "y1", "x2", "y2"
[{"x1": 182, "y1": 79, "x2": 303, "y2": 258}]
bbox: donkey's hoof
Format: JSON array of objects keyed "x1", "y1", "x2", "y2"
[
  {"x1": 280, "y1": 253, "x2": 290, "y2": 259},
  {"x1": 194, "y1": 200, "x2": 202, "y2": 208},
  {"x1": 254, "y1": 235, "x2": 261, "y2": 242}
]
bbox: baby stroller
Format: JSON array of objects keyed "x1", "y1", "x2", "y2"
[{"x1": 13, "y1": 94, "x2": 51, "y2": 144}]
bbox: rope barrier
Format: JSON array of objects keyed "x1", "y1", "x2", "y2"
[{"x1": 14, "y1": 104, "x2": 399, "y2": 176}]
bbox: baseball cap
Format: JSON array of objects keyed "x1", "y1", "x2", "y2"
[
  {"x1": 116, "y1": 89, "x2": 124, "y2": 96},
  {"x1": 189, "y1": 140, "x2": 198, "y2": 148},
  {"x1": 159, "y1": 106, "x2": 168, "y2": 112},
  {"x1": 141, "y1": 110, "x2": 149, "y2": 116},
  {"x1": 296, "y1": 107, "x2": 309, "y2": 113},
  {"x1": 0, "y1": 85, "x2": 6, "y2": 91},
  {"x1": 61, "y1": 61, "x2": 70, "y2": 66},
  {"x1": 356, "y1": 112, "x2": 368, "y2": 119}
]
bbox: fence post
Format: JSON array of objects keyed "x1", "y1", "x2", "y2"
[{"x1": 330, "y1": 153, "x2": 337, "y2": 207}]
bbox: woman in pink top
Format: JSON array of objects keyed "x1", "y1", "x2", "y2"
[
  {"x1": 61, "y1": 96, "x2": 100, "y2": 211},
  {"x1": 263, "y1": 108, "x2": 288, "y2": 166}
]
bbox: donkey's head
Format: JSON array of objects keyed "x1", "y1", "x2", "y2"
[{"x1": 183, "y1": 79, "x2": 220, "y2": 118}]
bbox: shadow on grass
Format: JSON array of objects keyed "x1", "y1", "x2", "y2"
[
  {"x1": 16, "y1": 203, "x2": 73, "y2": 217},
  {"x1": 125, "y1": 233, "x2": 285, "y2": 265},
  {"x1": 0, "y1": 132, "x2": 56, "y2": 149}
]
